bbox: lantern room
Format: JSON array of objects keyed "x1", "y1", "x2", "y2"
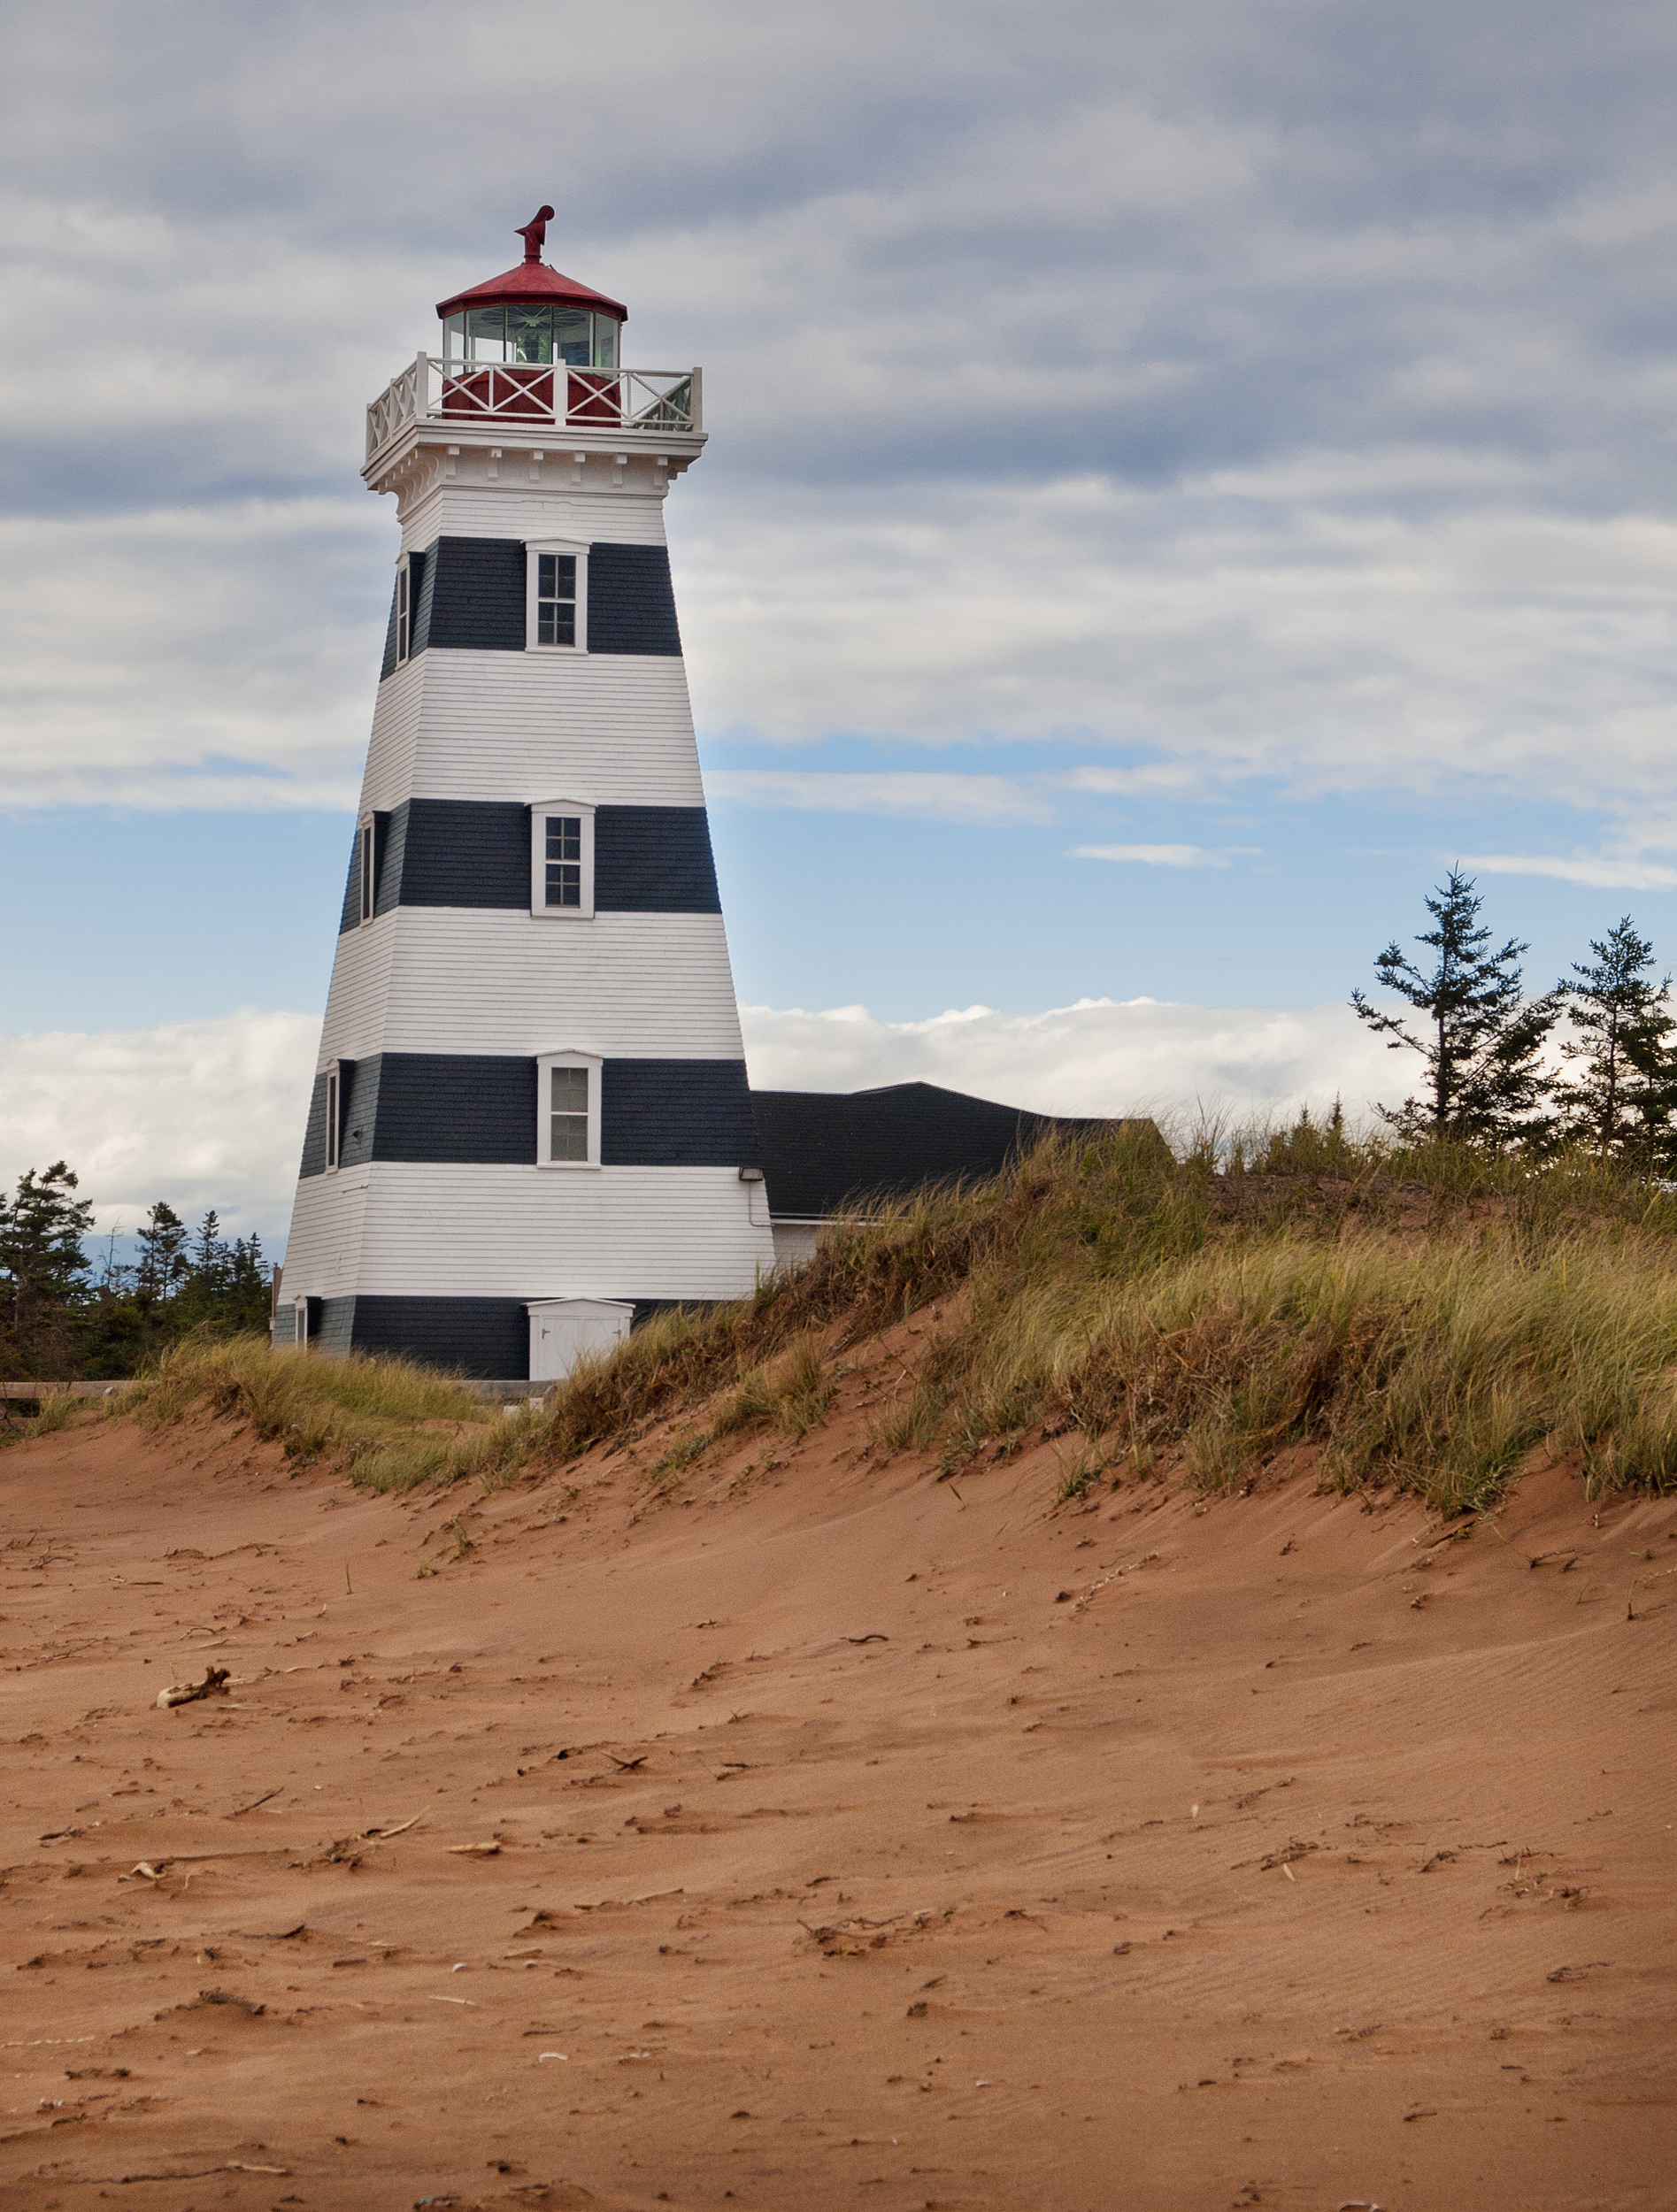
[{"x1": 436, "y1": 204, "x2": 626, "y2": 371}]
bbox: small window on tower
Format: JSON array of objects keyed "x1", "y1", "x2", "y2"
[
  {"x1": 324, "y1": 1062, "x2": 342, "y2": 1174},
  {"x1": 538, "y1": 554, "x2": 576, "y2": 645},
  {"x1": 527, "y1": 541, "x2": 588, "y2": 652},
  {"x1": 529, "y1": 801, "x2": 595, "y2": 918},
  {"x1": 550, "y1": 1065, "x2": 588, "y2": 1159},
  {"x1": 396, "y1": 563, "x2": 411, "y2": 663},
  {"x1": 535, "y1": 1049, "x2": 602, "y2": 1168},
  {"x1": 358, "y1": 817, "x2": 376, "y2": 924},
  {"x1": 545, "y1": 815, "x2": 581, "y2": 906}
]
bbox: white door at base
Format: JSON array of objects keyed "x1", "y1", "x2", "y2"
[{"x1": 527, "y1": 1298, "x2": 635, "y2": 1381}]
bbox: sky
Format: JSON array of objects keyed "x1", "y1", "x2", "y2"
[{"x1": 1, "y1": 0, "x2": 1675, "y2": 1244}]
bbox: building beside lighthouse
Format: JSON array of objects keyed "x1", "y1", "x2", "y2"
[{"x1": 276, "y1": 214, "x2": 1142, "y2": 1380}]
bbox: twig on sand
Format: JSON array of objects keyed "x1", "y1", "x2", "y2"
[
  {"x1": 157, "y1": 1666, "x2": 230, "y2": 1710},
  {"x1": 229, "y1": 1789, "x2": 282, "y2": 1817},
  {"x1": 366, "y1": 1812, "x2": 426, "y2": 1840}
]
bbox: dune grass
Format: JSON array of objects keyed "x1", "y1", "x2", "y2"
[
  {"x1": 94, "y1": 1123, "x2": 1677, "y2": 1517},
  {"x1": 535, "y1": 1119, "x2": 1677, "y2": 1516},
  {"x1": 123, "y1": 1334, "x2": 540, "y2": 1492}
]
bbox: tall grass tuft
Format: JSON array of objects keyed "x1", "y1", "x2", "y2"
[{"x1": 532, "y1": 1121, "x2": 1677, "y2": 1514}]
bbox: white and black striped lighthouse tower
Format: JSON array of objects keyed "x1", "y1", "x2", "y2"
[{"x1": 277, "y1": 211, "x2": 773, "y2": 1379}]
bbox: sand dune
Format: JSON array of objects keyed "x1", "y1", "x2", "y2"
[{"x1": 2, "y1": 1356, "x2": 1674, "y2": 2210}]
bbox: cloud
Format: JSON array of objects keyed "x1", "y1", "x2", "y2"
[
  {"x1": 1460, "y1": 853, "x2": 1677, "y2": 891},
  {"x1": 741, "y1": 995, "x2": 1396, "y2": 1125},
  {"x1": 2, "y1": 995, "x2": 1408, "y2": 1251},
  {"x1": 0, "y1": 1, "x2": 1673, "y2": 816},
  {"x1": 1073, "y1": 842, "x2": 1231, "y2": 868},
  {"x1": 704, "y1": 769, "x2": 1053, "y2": 825},
  {"x1": 0, "y1": 1012, "x2": 319, "y2": 1241}
]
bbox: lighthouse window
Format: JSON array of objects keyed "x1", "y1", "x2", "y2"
[
  {"x1": 535, "y1": 1049, "x2": 603, "y2": 1168},
  {"x1": 537, "y1": 554, "x2": 576, "y2": 645},
  {"x1": 358, "y1": 818, "x2": 376, "y2": 924},
  {"x1": 530, "y1": 799, "x2": 596, "y2": 918},
  {"x1": 324, "y1": 1064, "x2": 341, "y2": 1173},
  {"x1": 550, "y1": 1066, "x2": 589, "y2": 1160},
  {"x1": 396, "y1": 563, "x2": 411, "y2": 662},
  {"x1": 545, "y1": 816, "x2": 581, "y2": 905}
]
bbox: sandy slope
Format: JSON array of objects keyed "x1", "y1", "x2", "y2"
[{"x1": 1, "y1": 1359, "x2": 1674, "y2": 2212}]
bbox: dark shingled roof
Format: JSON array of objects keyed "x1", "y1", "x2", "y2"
[{"x1": 749, "y1": 1080, "x2": 1145, "y2": 1219}]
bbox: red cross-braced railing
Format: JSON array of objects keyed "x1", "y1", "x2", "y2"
[{"x1": 366, "y1": 357, "x2": 701, "y2": 459}]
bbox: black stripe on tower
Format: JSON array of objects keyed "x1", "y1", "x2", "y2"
[
  {"x1": 338, "y1": 802, "x2": 721, "y2": 927},
  {"x1": 375, "y1": 539, "x2": 682, "y2": 666},
  {"x1": 318, "y1": 1296, "x2": 724, "y2": 1380},
  {"x1": 298, "y1": 1056, "x2": 758, "y2": 1175}
]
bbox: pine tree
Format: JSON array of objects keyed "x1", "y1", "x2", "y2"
[
  {"x1": 135, "y1": 1201, "x2": 190, "y2": 1304},
  {"x1": 0, "y1": 1162, "x2": 96, "y2": 1372},
  {"x1": 1351, "y1": 872, "x2": 1558, "y2": 1145},
  {"x1": 1553, "y1": 917, "x2": 1677, "y2": 1160}
]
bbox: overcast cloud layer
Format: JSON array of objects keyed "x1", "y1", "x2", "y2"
[{"x1": 2, "y1": 0, "x2": 1673, "y2": 826}]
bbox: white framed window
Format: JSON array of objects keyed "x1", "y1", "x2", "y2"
[
  {"x1": 324, "y1": 1059, "x2": 342, "y2": 1174},
  {"x1": 526, "y1": 540, "x2": 588, "y2": 652},
  {"x1": 535, "y1": 1048, "x2": 603, "y2": 1169},
  {"x1": 530, "y1": 800, "x2": 596, "y2": 918},
  {"x1": 358, "y1": 815, "x2": 376, "y2": 925},
  {"x1": 396, "y1": 558, "x2": 412, "y2": 664}
]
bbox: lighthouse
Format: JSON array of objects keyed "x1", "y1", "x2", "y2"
[{"x1": 275, "y1": 211, "x2": 773, "y2": 1380}]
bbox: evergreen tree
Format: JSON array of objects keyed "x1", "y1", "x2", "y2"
[
  {"x1": 1553, "y1": 917, "x2": 1677, "y2": 1159},
  {"x1": 0, "y1": 1162, "x2": 96, "y2": 1372},
  {"x1": 1351, "y1": 872, "x2": 1558, "y2": 1144},
  {"x1": 135, "y1": 1201, "x2": 190, "y2": 1303}
]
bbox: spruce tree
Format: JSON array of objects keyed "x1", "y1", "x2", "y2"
[
  {"x1": 135, "y1": 1201, "x2": 189, "y2": 1304},
  {"x1": 1351, "y1": 872, "x2": 1558, "y2": 1144},
  {"x1": 0, "y1": 1163, "x2": 95, "y2": 1372},
  {"x1": 1553, "y1": 917, "x2": 1677, "y2": 1160}
]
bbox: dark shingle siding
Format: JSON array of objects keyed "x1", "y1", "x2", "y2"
[
  {"x1": 349, "y1": 1295, "x2": 530, "y2": 1379},
  {"x1": 379, "y1": 573, "x2": 401, "y2": 680},
  {"x1": 305, "y1": 1053, "x2": 757, "y2": 1166},
  {"x1": 750, "y1": 1082, "x2": 1130, "y2": 1217},
  {"x1": 370, "y1": 1054, "x2": 538, "y2": 1164},
  {"x1": 600, "y1": 1059, "x2": 760, "y2": 1166},
  {"x1": 423, "y1": 537, "x2": 527, "y2": 651},
  {"x1": 588, "y1": 542, "x2": 681, "y2": 656},
  {"x1": 393, "y1": 799, "x2": 530, "y2": 909},
  {"x1": 337, "y1": 824, "x2": 363, "y2": 935},
  {"x1": 350, "y1": 799, "x2": 719, "y2": 914},
  {"x1": 298, "y1": 1070, "x2": 331, "y2": 1178},
  {"x1": 595, "y1": 806, "x2": 719, "y2": 911}
]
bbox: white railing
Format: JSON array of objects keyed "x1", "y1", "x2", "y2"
[{"x1": 365, "y1": 355, "x2": 702, "y2": 460}]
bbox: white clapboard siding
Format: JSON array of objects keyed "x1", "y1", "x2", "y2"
[
  {"x1": 342, "y1": 1164, "x2": 773, "y2": 1296},
  {"x1": 362, "y1": 659, "x2": 425, "y2": 811},
  {"x1": 322, "y1": 911, "x2": 746, "y2": 1063},
  {"x1": 358, "y1": 657, "x2": 705, "y2": 811},
  {"x1": 281, "y1": 1170, "x2": 370, "y2": 1300},
  {"x1": 400, "y1": 490, "x2": 670, "y2": 552},
  {"x1": 318, "y1": 913, "x2": 400, "y2": 1067}
]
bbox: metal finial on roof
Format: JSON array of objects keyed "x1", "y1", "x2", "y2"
[{"x1": 515, "y1": 206, "x2": 556, "y2": 264}]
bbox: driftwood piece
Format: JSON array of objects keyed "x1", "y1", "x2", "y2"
[{"x1": 157, "y1": 1666, "x2": 230, "y2": 1710}]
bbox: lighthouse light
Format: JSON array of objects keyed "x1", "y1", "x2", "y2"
[{"x1": 443, "y1": 303, "x2": 620, "y2": 370}]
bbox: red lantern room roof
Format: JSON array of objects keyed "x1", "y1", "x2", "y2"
[{"x1": 435, "y1": 206, "x2": 627, "y2": 325}]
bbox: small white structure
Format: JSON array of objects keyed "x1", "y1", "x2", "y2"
[
  {"x1": 276, "y1": 211, "x2": 773, "y2": 1379},
  {"x1": 527, "y1": 1297, "x2": 635, "y2": 1381}
]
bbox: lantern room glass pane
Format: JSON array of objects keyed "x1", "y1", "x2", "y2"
[
  {"x1": 592, "y1": 314, "x2": 619, "y2": 370},
  {"x1": 508, "y1": 304, "x2": 552, "y2": 363},
  {"x1": 466, "y1": 305, "x2": 507, "y2": 361},
  {"x1": 553, "y1": 308, "x2": 591, "y2": 367}
]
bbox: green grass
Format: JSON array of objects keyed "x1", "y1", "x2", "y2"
[{"x1": 531, "y1": 1120, "x2": 1677, "y2": 1516}]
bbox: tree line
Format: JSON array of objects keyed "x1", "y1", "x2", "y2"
[
  {"x1": 1353, "y1": 872, "x2": 1677, "y2": 1161},
  {"x1": 0, "y1": 1171, "x2": 271, "y2": 1379}
]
